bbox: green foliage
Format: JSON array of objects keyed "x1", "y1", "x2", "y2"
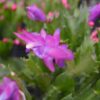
[{"x1": 0, "y1": 41, "x2": 12, "y2": 58}]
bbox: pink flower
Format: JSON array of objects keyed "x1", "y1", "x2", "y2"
[
  {"x1": 13, "y1": 39, "x2": 20, "y2": 45},
  {"x1": 88, "y1": 21, "x2": 94, "y2": 27},
  {"x1": 4, "y1": 4, "x2": 9, "y2": 10},
  {"x1": 61, "y1": 0, "x2": 71, "y2": 10},
  {"x1": 90, "y1": 28, "x2": 100, "y2": 43},
  {"x1": 2, "y1": 38, "x2": 9, "y2": 43},
  {"x1": 11, "y1": 3, "x2": 17, "y2": 11},
  {"x1": 0, "y1": 15, "x2": 4, "y2": 21}
]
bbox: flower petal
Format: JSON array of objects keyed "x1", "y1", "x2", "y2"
[
  {"x1": 40, "y1": 29, "x2": 47, "y2": 39},
  {"x1": 53, "y1": 28, "x2": 60, "y2": 45},
  {"x1": 56, "y1": 59, "x2": 65, "y2": 68},
  {"x1": 43, "y1": 57, "x2": 55, "y2": 72},
  {"x1": 88, "y1": 4, "x2": 100, "y2": 22},
  {"x1": 48, "y1": 47, "x2": 74, "y2": 60},
  {"x1": 0, "y1": 77, "x2": 20, "y2": 100},
  {"x1": 32, "y1": 46, "x2": 45, "y2": 58},
  {"x1": 26, "y1": 5, "x2": 46, "y2": 22},
  {"x1": 14, "y1": 32, "x2": 32, "y2": 43}
]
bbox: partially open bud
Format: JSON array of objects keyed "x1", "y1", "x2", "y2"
[
  {"x1": 46, "y1": 12, "x2": 54, "y2": 23},
  {"x1": 11, "y1": 3, "x2": 17, "y2": 11},
  {"x1": 13, "y1": 39, "x2": 20, "y2": 45},
  {"x1": 88, "y1": 21, "x2": 94, "y2": 27},
  {"x1": 2, "y1": 38, "x2": 9, "y2": 43}
]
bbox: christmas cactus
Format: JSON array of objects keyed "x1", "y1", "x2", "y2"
[{"x1": 0, "y1": 0, "x2": 100, "y2": 100}]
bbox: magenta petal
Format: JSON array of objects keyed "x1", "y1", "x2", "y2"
[
  {"x1": 46, "y1": 35, "x2": 55, "y2": 46},
  {"x1": 0, "y1": 77, "x2": 20, "y2": 100},
  {"x1": 14, "y1": 32, "x2": 32, "y2": 43},
  {"x1": 2, "y1": 77, "x2": 11, "y2": 85},
  {"x1": 43, "y1": 57, "x2": 55, "y2": 72},
  {"x1": 0, "y1": 77, "x2": 11, "y2": 95},
  {"x1": 26, "y1": 5, "x2": 46, "y2": 22},
  {"x1": 56, "y1": 59, "x2": 65, "y2": 68},
  {"x1": 27, "y1": 11, "x2": 36, "y2": 21},
  {"x1": 21, "y1": 31, "x2": 39, "y2": 42},
  {"x1": 88, "y1": 4, "x2": 100, "y2": 22},
  {"x1": 14, "y1": 31, "x2": 45, "y2": 45},
  {"x1": 32, "y1": 46, "x2": 45, "y2": 58},
  {"x1": 4, "y1": 82, "x2": 18, "y2": 99},
  {"x1": 53, "y1": 28, "x2": 60, "y2": 45},
  {"x1": 60, "y1": 44, "x2": 68, "y2": 49},
  {"x1": 65, "y1": 49, "x2": 74, "y2": 60},
  {"x1": 59, "y1": 45, "x2": 74, "y2": 60},
  {"x1": 48, "y1": 47, "x2": 74, "y2": 60},
  {"x1": 11, "y1": 91, "x2": 20, "y2": 100},
  {"x1": 40, "y1": 29, "x2": 47, "y2": 39},
  {"x1": 48, "y1": 47, "x2": 68, "y2": 59}
]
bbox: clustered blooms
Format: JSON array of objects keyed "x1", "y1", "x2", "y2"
[
  {"x1": 88, "y1": 3, "x2": 100, "y2": 43},
  {"x1": 0, "y1": 1, "x2": 17, "y2": 21},
  {"x1": 14, "y1": 29, "x2": 74, "y2": 72},
  {"x1": 46, "y1": 11, "x2": 60, "y2": 23},
  {"x1": 90, "y1": 28, "x2": 100, "y2": 43},
  {"x1": 1, "y1": 37, "x2": 21, "y2": 45},
  {"x1": 26, "y1": 4, "x2": 46, "y2": 22},
  {"x1": 88, "y1": 3, "x2": 100, "y2": 27},
  {"x1": 0, "y1": 77, "x2": 21, "y2": 100},
  {"x1": 46, "y1": 12, "x2": 54, "y2": 23},
  {"x1": 3, "y1": 3, "x2": 17, "y2": 11}
]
